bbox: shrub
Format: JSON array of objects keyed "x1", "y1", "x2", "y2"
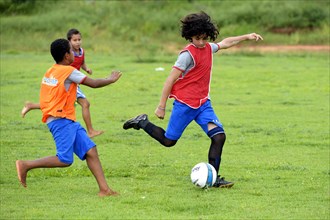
[{"x1": 0, "y1": 0, "x2": 36, "y2": 15}]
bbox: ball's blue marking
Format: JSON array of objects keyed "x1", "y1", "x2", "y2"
[{"x1": 206, "y1": 163, "x2": 213, "y2": 187}]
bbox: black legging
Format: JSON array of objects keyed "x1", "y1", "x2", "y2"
[
  {"x1": 143, "y1": 122, "x2": 177, "y2": 147},
  {"x1": 143, "y1": 121, "x2": 225, "y2": 173},
  {"x1": 208, "y1": 132, "x2": 226, "y2": 173}
]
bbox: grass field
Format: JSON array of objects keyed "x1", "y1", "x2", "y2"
[{"x1": 0, "y1": 50, "x2": 329, "y2": 219}]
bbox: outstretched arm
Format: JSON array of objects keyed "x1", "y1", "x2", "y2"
[
  {"x1": 81, "y1": 70, "x2": 122, "y2": 88},
  {"x1": 155, "y1": 68, "x2": 182, "y2": 119},
  {"x1": 218, "y1": 33, "x2": 263, "y2": 50}
]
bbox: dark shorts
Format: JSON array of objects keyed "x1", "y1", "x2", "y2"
[{"x1": 47, "y1": 118, "x2": 95, "y2": 164}]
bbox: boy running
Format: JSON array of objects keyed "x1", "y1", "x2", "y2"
[
  {"x1": 16, "y1": 38, "x2": 122, "y2": 196},
  {"x1": 123, "y1": 11, "x2": 263, "y2": 188},
  {"x1": 21, "y1": 29, "x2": 103, "y2": 138}
]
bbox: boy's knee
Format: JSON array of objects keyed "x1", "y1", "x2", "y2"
[
  {"x1": 61, "y1": 161, "x2": 72, "y2": 167},
  {"x1": 58, "y1": 156, "x2": 74, "y2": 166},
  {"x1": 163, "y1": 139, "x2": 177, "y2": 147},
  {"x1": 208, "y1": 127, "x2": 226, "y2": 143},
  {"x1": 78, "y1": 99, "x2": 90, "y2": 108},
  {"x1": 85, "y1": 146, "x2": 98, "y2": 157},
  {"x1": 214, "y1": 133, "x2": 226, "y2": 143}
]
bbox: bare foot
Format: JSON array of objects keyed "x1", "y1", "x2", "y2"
[
  {"x1": 21, "y1": 102, "x2": 35, "y2": 118},
  {"x1": 88, "y1": 130, "x2": 104, "y2": 138},
  {"x1": 16, "y1": 160, "x2": 27, "y2": 187},
  {"x1": 21, "y1": 107, "x2": 30, "y2": 118},
  {"x1": 98, "y1": 188, "x2": 119, "y2": 197}
]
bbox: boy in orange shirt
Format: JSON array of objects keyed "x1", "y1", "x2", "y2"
[
  {"x1": 21, "y1": 29, "x2": 103, "y2": 138},
  {"x1": 16, "y1": 38, "x2": 122, "y2": 197}
]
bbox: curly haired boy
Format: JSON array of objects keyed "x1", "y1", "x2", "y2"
[{"x1": 123, "y1": 11, "x2": 263, "y2": 188}]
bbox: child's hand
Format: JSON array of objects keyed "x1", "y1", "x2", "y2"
[
  {"x1": 155, "y1": 106, "x2": 165, "y2": 120},
  {"x1": 86, "y1": 68, "x2": 93, "y2": 75},
  {"x1": 248, "y1": 33, "x2": 263, "y2": 41},
  {"x1": 107, "y1": 70, "x2": 122, "y2": 83}
]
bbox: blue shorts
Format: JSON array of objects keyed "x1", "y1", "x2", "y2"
[
  {"x1": 47, "y1": 118, "x2": 95, "y2": 164},
  {"x1": 76, "y1": 86, "x2": 86, "y2": 99},
  {"x1": 165, "y1": 100, "x2": 224, "y2": 140}
]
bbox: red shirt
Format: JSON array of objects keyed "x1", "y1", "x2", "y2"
[
  {"x1": 170, "y1": 43, "x2": 213, "y2": 109},
  {"x1": 70, "y1": 48, "x2": 84, "y2": 70}
]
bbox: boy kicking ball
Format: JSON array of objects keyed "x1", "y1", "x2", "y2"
[
  {"x1": 123, "y1": 11, "x2": 263, "y2": 188},
  {"x1": 16, "y1": 38, "x2": 122, "y2": 196}
]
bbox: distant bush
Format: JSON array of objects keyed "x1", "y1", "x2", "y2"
[
  {"x1": 216, "y1": 1, "x2": 328, "y2": 30},
  {"x1": 262, "y1": 3, "x2": 327, "y2": 29},
  {"x1": 0, "y1": 0, "x2": 329, "y2": 54},
  {"x1": 0, "y1": 0, "x2": 37, "y2": 14}
]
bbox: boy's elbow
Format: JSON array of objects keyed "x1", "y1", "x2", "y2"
[
  {"x1": 220, "y1": 45, "x2": 229, "y2": 50},
  {"x1": 83, "y1": 82, "x2": 98, "y2": 88},
  {"x1": 83, "y1": 79, "x2": 109, "y2": 88},
  {"x1": 91, "y1": 82, "x2": 107, "y2": 88},
  {"x1": 218, "y1": 42, "x2": 229, "y2": 49},
  {"x1": 90, "y1": 82, "x2": 103, "y2": 88}
]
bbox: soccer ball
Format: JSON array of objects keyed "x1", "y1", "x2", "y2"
[{"x1": 190, "y1": 162, "x2": 217, "y2": 188}]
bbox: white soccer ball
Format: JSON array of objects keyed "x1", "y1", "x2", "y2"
[{"x1": 190, "y1": 162, "x2": 217, "y2": 188}]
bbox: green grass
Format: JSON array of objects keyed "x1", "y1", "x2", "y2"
[{"x1": 0, "y1": 51, "x2": 329, "y2": 219}]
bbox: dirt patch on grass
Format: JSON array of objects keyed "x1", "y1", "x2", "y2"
[
  {"x1": 164, "y1": 44, "x2": 329, "y2": 54},
  {"x1": 228, "y1": 45, "x2": 329, "y2": 53}
]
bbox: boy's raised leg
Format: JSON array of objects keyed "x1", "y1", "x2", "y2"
[
  {"x1": 88, "y1": 130, "x2": 104, "y2": 138},
  {"x1": 77, "y1": 98, "x2": 104, "y2": 138},
  {"x1": 21, "y1": 102, "x2": 40, "y2": 118}
]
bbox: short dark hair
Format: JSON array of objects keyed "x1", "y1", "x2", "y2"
[
  {"x1": 50, "y1": 39, "x2": 71, "y2": 63},
  {"x1": 180, "y1": 11, "x2": 219, "y2": 42},
  {"x1": 67, "y1": 28, "x2": 81, "y2": 40}
]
